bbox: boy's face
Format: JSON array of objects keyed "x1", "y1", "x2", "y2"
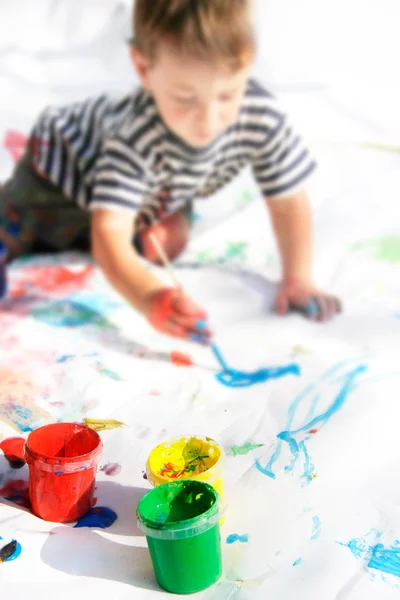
[{"x1": 132, "y1": 44, "x2": 251, "y2": 148}]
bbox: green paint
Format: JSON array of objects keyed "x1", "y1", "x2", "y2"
[
  {"x1": 95, "y1": 363, "x2": 123, "y2": 381},
  {"x1": 352, "y1": 236, "x2": 400, "y2": 264},
  {"x1": 225, "y1": 241, "x2": 247, "y2": 263},
  {"x1": 236, "y1": 189, "x2": 254, "y2": 209},
  {"x1": 228, "y1": 441, "x2": 265, "y2": 457},
  {"x1": 137, "y1": 481, "x2": 222, "y2": 594}
]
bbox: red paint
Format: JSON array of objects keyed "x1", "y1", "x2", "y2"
[
  {"x1": 100, "y1": 462, "x2": 121, "y2": 476},
  {"x1": 15, "y1": 265, "x2": 93, "y2": 295},
  {"x1": 0, "y1": 479, "x2": 30, "y2": 508},
  {"x1": 3, "y1": 130, "x2": 28, "y2": 163},
  {"x1": 170, "y1": 351, "x2": 194, "y2": 367},
  {"x1": 0, "y1": 437, "x2": 25, "y2": 465},
  {"x1": 159, "y1": 462, "x2": 185, "y2": 479},
  {"x1": 308, "y1": 429, "x2": 319, "y2": 434},
  {"x1": 24, "y1": 423, "x2": 102, "y2": 523},
  {"x1": 150, "y1": 390, "x2": 160, "y2": 396}
]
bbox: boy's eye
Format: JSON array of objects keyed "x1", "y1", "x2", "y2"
[{"x1": 174, "y1": 96, "x2": 196, "y2": 105}]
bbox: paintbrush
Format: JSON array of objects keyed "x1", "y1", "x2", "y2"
[
  {"x1": 149, "y1": 234, "x2": 224, "y2": 369},
  {"x1": 0, "y1": 540, "x2": 17, "y2": 563}
]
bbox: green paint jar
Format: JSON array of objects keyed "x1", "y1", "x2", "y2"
[{"x1": 137, "y1": 480, "x2": 223, "y2": 594}]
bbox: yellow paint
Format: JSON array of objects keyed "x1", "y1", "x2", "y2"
[
  {"x1": 83, "y1": 418, "x2": 125, "y2": 432},
  {"x1": 146, "y1": 436, "x2": 225, "y2": 505}
]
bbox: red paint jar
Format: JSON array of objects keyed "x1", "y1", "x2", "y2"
[{"x1": 23, "y1": 423, "x2": 102, "y2": 522}]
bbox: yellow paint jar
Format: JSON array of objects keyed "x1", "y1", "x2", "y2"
[{"x1": 146, "y1": 436, "x2": 225, "y2": 507}]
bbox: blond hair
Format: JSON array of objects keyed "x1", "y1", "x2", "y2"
[{"x1": 134, "y1": 0, "x2": 255, "y2": 69}]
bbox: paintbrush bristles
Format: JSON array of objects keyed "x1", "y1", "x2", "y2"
[{"x1": 149, "y1": 233, "x2": 181, "y2": 288}]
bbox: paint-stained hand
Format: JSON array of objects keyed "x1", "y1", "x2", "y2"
[
  {"x1": 275, "y1": 279, "x2": 342, "y2": 322},
  {"x1": 147, "y1": 288, "x2": 212, "y2": 343}
]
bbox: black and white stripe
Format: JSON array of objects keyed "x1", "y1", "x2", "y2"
[{"x1": 30, "y1": 80, "x2": 316, "y2": 222}]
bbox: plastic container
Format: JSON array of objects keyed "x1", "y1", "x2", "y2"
[
  {"x1": 0, "y1": 241, "x2": 8, "y2": 299},
  {"x1": 2, "y1": 423, "x2": 103, "y2": 522},
  {"x1": 146, "y1": 436, "x2": 225, "y2": 505},
  {"x1": 137, "y1": 480, "x2": 223, "y2": 594}
]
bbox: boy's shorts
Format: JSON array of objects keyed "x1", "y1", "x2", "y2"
[
  {"x1": 0, "y1": 152, "x2": 193, "y2": 254},
  {"x1": 0, "y1": 151, "x2": 90, "y2": 252}
]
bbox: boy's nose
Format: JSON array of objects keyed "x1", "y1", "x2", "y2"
[{"x1": 197, "y1": 103, "x2": 218, "y2": 135}]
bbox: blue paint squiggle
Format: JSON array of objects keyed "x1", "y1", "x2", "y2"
[
  {"x1": 226, "y1": 533, "x2": 249, "y2": 544},
  {"x1": 211, "y1": 343, "x2": 300, "y2": 389},
  {"x1": 255, "y1": 363, "x2": 368, "y2": 479},
  {"x1": 293, "y1": 558, "x2": 303, "y2": 567}
]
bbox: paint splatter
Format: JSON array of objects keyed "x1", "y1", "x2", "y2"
[
  {"x1": 0, "y1": 437, "x2": 25, "y2": 468},
  {"x1": 83, "y1": 418, "x2": 125, "y2": 432},
  {"x1": 293, "y1": 558, "x2": 303, "y2": 567},
  {"x1": 74, "y1": 506, "x2": 118, "y2": 529},
  {"x1": 100, "y1": 463, "x2": 122, "y2": 476},
  {"x1": 0, "y1": 368, "x2": 49, "y2": 433},
  {"x1": 31, "y1": 300, "x2": 115, "y2": 329},
  {"x1": 57, "y1": 353, "x2": 99, "y2": 364},
  {"x1": 170, "y1": 352, "x2": 194, "y2": 367},
  {"x1": 352, "y1": 236, "x2": 400, "y2": 264},
  {"x1": 228, "y1": 442, "x2": 265, "y2": 457},
  {"x1": 226, "y1": 534, "x2": 249, "y2": 544},
  {"x1": 0, "y1": 537, "x2": 22, "y2": 562},
  {"x1": 94, "y1": 363, "x2": 123, "y2": 381},
  {"x1": 0, "y1": 479, "x2": 30, "y2": 508},
  {"x1": 311, "y1": 515, "x2": 321, "y2": 540}
]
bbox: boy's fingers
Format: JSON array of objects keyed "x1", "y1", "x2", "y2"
[
  {"x1": 276, "y1": 292, "x2": 289, "y2": 316},
  {"x1": 173, "y1": 291, "x2": 207, "y2": 318}
]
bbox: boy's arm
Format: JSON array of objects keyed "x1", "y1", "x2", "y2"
[
  {"x1": 91, "y1": 209, "x2": 211, "y2": 341},
  {"x1": 266, "y1": 190, "x2": 342, "y2": 321}
]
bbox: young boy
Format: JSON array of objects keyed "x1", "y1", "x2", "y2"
[{"x1": 0, "y1": 0, "x2": 341, "y2": 343}]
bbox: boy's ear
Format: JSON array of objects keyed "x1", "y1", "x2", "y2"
[{"x1": 130, "y1": 46, "x2": 151, "y2": 89}]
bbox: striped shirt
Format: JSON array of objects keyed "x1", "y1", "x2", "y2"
[{"x1": 31, "y1": 79, "x2": 316, "y2": 228}]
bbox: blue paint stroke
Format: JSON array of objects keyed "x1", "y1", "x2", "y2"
[
  {"x1": 0, "y1": 537, "x2": 22, "y2": 562},
  {"x1": 368, "y1": 544, "x2": 400, "y2": 577},
  {"x1": 293, "y1": 558, "x2": 303, "y2": 567},
  {"x1": 226, "y1": 534, "x2": 249, "y2": 545},
  {"x1": 57, "y1": 353, "x2": 98, "y2": 364},
  {"x1": 311, "y1": 516, "x2": 321, "y2": 540},
  {"x1": 255, "y1": 363, "x2": 367, "y2": 479},
  {"x1": 31, "y1": 301, "x2": 115, "y2": 329},
  {"x1": 211, "y1": 343, "x2": 300, "y2": 389},
  {"x1": 339, "y1": 534, "x2": 400, "y2": 579},
  {"x1": 74, "y1": 507, "x2": 118, "y2": 529},
  {"x1": 299, "y1": 441, "x2": 315, "y2": 485}
]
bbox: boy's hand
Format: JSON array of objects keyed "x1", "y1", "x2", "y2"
[
  {"x1": 276, "y1": 278, "x2": 342, "y2": 322},
  {"x1": 147, "y1": 288, "x2": 212, "y2": 343}
]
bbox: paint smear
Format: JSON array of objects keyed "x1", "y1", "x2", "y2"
[
  {"x1": 0, "y1": 367, "x2": 50, "y2": 433},
  {"x1": 31, "y1": 300, "x2": 115, "y2": 329},
  {"x1": 170, "y1": 352, "x2": 194, "y2": 367},
  {"x1": 0, "y1": 479, "x2": 30, "y2": 508},
  {"x1": 0, "y1": 537, "x2": 22, "y2": 562},
  {"x1": 339, "y1": 533, "x2": 400, "y2": 578},
  {"x1": 149, "y1": 437, "x2": 220, "y2": 480},
  {"x1": 74, "y1": 506, "x2": 118, "y2": 529},
  {"x1": 100, "y1": 463, "x2": 122, "y2": 476},
  {"x1": 228, "y1": 442, "x2": 265, "y2": 457},
  {"x1": 311, "y1": 515, "x2": 321, "y2": 540},
  {"x1": 13, "y1": 265, "x2": 93, "y2": 295},
  {"x1": 94, "y1": 363, "x2": 123, "y2": 381},
  {"x1": 57, "y1": 353, "x2": 99, "y2": 364},
  {"x1": 83, "y1": 418, "x2": 125, "y2": 432},
  {"x1": 293, "y1": 558, "x2": 303, "y2": 567},
  {"x1": 352, "y1": 236, "x2": 400, "y2": 264},
  {"x1": 226, "y1": 534, "x2": 249, "y2": 545}
]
